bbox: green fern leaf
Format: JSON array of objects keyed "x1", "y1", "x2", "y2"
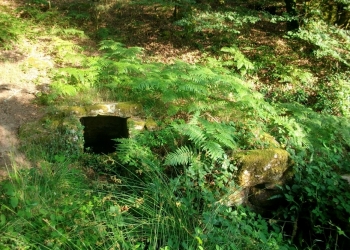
[
  {"x1": 178, "y1": 83, "x2": 208, "y2": 94},
  {"x1": 165, "y1": 146, "x2": 194, "y2": 166},
  {"x1": 51, "y1": 82, "x2": 77, "y2": 96},
  {"x1": 99, "y1": 40, "x2": 143, "y2": 60},
  {"x1": 178, "y1": 124, "x2": 207, "y2": 146},
  {"x1": 202, "y1": 141, "x2": 224, "y2": 160}
]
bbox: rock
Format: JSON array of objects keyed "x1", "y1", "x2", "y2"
[
  {"x1": 341, "y1": 174, "x2": 350, "y2": 184},
  {"x1": 145, "y1": 118, "x2": 157, "y2": 131},
  {"x1": 226, "y1": 148, "x2": 294, "y2": 212},
  {"x1": 226, "y1": 187, "x2": 249, "y2": 206},
  {"x1": 67, "y1": 102, "x2": 143, "y2": 118},
  {"x1": 20, "y1": 102, "x2": 157, "y2": 155},
  {"x1": 234, "y1": 148, "x2": 292, "y2": 187},
  {"x1": 259, "y1": 132, "x2": 280, "y2": 148}
]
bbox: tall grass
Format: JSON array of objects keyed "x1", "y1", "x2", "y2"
[
  {"x1": 0, "y1": 154, "x2": 198, "y2": 249},
  {"x1": 0, "y1": 153, "x2": 291, "y2": 249}
]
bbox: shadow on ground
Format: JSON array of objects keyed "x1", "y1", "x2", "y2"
[{"x1": 0, "y1": 85, "x2": 43, "y2": 179}]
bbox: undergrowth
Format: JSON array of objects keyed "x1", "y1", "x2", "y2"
[{"x1": 1, "y1": 1, "x2": 350, "y2": 249}]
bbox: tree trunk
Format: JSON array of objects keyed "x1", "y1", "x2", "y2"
[
  {"x1": 336, "y1": 3, "x2": 350, "y2": 29},
  {"x1": 284, "y1": 0, "x2": 299, "y2": 30}
]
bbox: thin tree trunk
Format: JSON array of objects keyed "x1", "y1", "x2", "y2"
[{"x1": 284, "y1": 0, "x2": 299, "y2": 30}]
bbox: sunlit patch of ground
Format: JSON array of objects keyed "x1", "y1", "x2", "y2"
[{"x1": 0, "y1": 39, "x2": 50, "y2": 178}]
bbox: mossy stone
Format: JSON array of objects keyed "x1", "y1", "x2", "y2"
[
  {"x1": 234, "y1": 148, "x2": 292, "y2": 187},
  {"x1": 115, "y1": 102, "x2": 142, "y2": 117},
  {"x1": 145, "y1": 118, "x2": 157, "y2": 130}
]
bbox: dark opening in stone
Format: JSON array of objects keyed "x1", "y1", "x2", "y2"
[{"x1": 80, "y1": 115, "x2": 128, "y2": 154}]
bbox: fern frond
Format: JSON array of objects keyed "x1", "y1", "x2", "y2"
[
  {"x1": 116, "y1": 138, "x2": 157, "y2": 168},
  {"x1": 161, "y1": 91, "x2": 179, "y2": 103},
  {"x1": 212, "y1": 133, "x2": 237, "y2": 149},
  {"x1": 174, "y1": 123, "x2": 207, "y2": 146},
  {"x1": 99, "y1": 40, "x2": 143, "y2": 60},
  {"x1": 189, "y1": 67, "x2": 216, "y2": 82},
  {"x1": 164, "y1": 146, "x2": 194, "y2": 166},
  {"x1": 188, "y1": 112, "x2": 200, "y2": 125},
  {"x1": 133, "y1": 77, "x2": 162, "y2": 90},
  {"x1": 200, "y1": 119, "x2": 237, "y2": 149},
  {"x1": 187, "y1": 101, "x2": 228, "y2": 113},
  {"x1": 202, "y1": 141, "x2": 224, "y2": 160},
  {"x1": 114, "y1": 61, "x2": 143, "y2": 75},
  {"x1": 178, "y1": 82, "x2": 208, "y2": 94},
  {"x1": 51, "y1": 82, "x2": 78, "y2": 96}
]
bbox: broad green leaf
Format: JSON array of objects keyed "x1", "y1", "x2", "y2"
[{"x1": 10, "y1": 197, "x2": 19, "y2": 209}]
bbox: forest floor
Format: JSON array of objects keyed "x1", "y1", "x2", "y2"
[
  {"x1": 0, "y1": 1, "x2": 260, "y2": 178},
  {"x1": 0, "y1": 46, "x2": 47, "y2": 179},
  {"x1": 0, "y1": 0, "x2": 297, "y2": 179},
  {"x1": 0, "y1": 0, "x2": 49, "y2": 177}
]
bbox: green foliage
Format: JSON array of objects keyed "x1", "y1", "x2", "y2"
[
  {"x1": 283, "y1": 162, "x2": 350, "y2": 248},
  {"x1": 88, "y1": 40, "x2": 273, "y2": 120},
  {"x1": 99, "y1": 40, "x2": 144, "y2": 60},
  {"x1": 289, "y1": 19, "x2": 350, "y2": 66},
  {"x1": 0, "y1": 11, "x2": 27, "y2": 49},
  {"x1": 1, "y1": 1, "x2": 350, "y2": 249},
  {"x1": 258, "y1": 63, "x2": 317, "y2": 106},
  {"x1": 267, "y1": 102, "x2": 350, "y2": 247},
  {"x1": 313, "y1": 71, "x2": 350, "y2": 116},
  {"x1": 175, "y1": 9, "x2": 260, "y2": 39},
  {"x1": 301, "y1": 0, "x2": 350, "y2": 27},
  {"x1": 220, "y1": 46, "x2": 255, "y2": 75},
  {"x1": 0, "y1": 161, "x2": 91, "y2": 249},
  {"x1": 0, "y1": 149, "x2": 290, "y2": 249},
  {"x1": 109, "y1": 131, "x2": 288, "y2": 249},
  {"x1": 50, "y1": 66, "x2": 96, "y2": 98},
  {"x1": 19, "y1": 115, "x2": 84, "y2": 163},
  {"x1": 252, "y1": 37, "x2": 349, "y2": 116},
  {"x1": 198, "y1": 206, "x2": 292, "y2": 250},
  {"x1": 165, "y1": 113, "x2": 237, "y2": 165},
  {"x1": 274, "y1": 103, "x2": 350, "y2": 168}
]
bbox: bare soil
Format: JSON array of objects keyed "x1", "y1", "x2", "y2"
[
  {"x1": 0, "y1": 48, "x2": 47, "y2": 179},
  {"x1": 0, "y1": 88, "x2": 41, "y2": 177}
]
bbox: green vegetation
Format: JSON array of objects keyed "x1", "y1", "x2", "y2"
[{"x1": 1, "y1": 0, "x2": 350, "y2": 249}]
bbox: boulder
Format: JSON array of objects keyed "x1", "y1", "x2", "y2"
[
  {"x1": 227, "y1": 148, "x2": 294, "y2": 212},
  {"x1": 234, "y1": 148, "x2": 292, "y2": 187}
]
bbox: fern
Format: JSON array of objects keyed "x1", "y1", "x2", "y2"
[
  {"x1": 173, "y1": 122, "x2": 207, "y2": 147},
  {"x1": 85, "y1": 40, "x2": 275, "y2": 125},
  {"x1": 56, "y1": 67, "x2": 96, "y2": 86},
  {"x1": 201, "y1": 119, "x2": 237, "y2": 149},
  {"x1": 0, "y1": 11, "x2": 29, "y2": 48},
  {"x1": 177, "y1": 82, "x2": 208, "y2": 94},
  {"x1": 289, "y1": 20, "x2": 350, "y2": 66},
  {"x1": 175, "y1": 11, "x2": 260, "y2": 34},
  {"x1": 187, "y1": 100, "x2": 228, "y2": 113},
  {"x1": 202, "y1": 141, "x2": 224, "y2": 160},
  {"x1": 167, "y1": 113, "x2": 238, "y2": 164},
  {"x1": 164, "y1": 146, "x2": 194, "y2": 166},
  {"x1": 221, "y1": 46, "x2": 254, "y2": 75},
  {"x1": 51, "y1": 82, "x2": 78, "y2": 96},
  {"x1": 99, "y1": 40, "x2": 143, "y2": 61},
  {"x1": 116, "y1": 138, "x2": 159, "y2": 170}
]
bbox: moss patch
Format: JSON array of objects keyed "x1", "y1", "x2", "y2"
[
  {"x1": 66, "y1": 102, "x2": 143, "y2": 118},
  {"x1": 234, "y1": 148, "x2": 292, "y2": 187}
]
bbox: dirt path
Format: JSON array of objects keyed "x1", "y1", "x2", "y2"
[
  {"x1": 0, "y1": 88, "x2": 41, "y2": 177},
  {"x1": 0, "y1": 47, "x2": 49, "y2": 179}
]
